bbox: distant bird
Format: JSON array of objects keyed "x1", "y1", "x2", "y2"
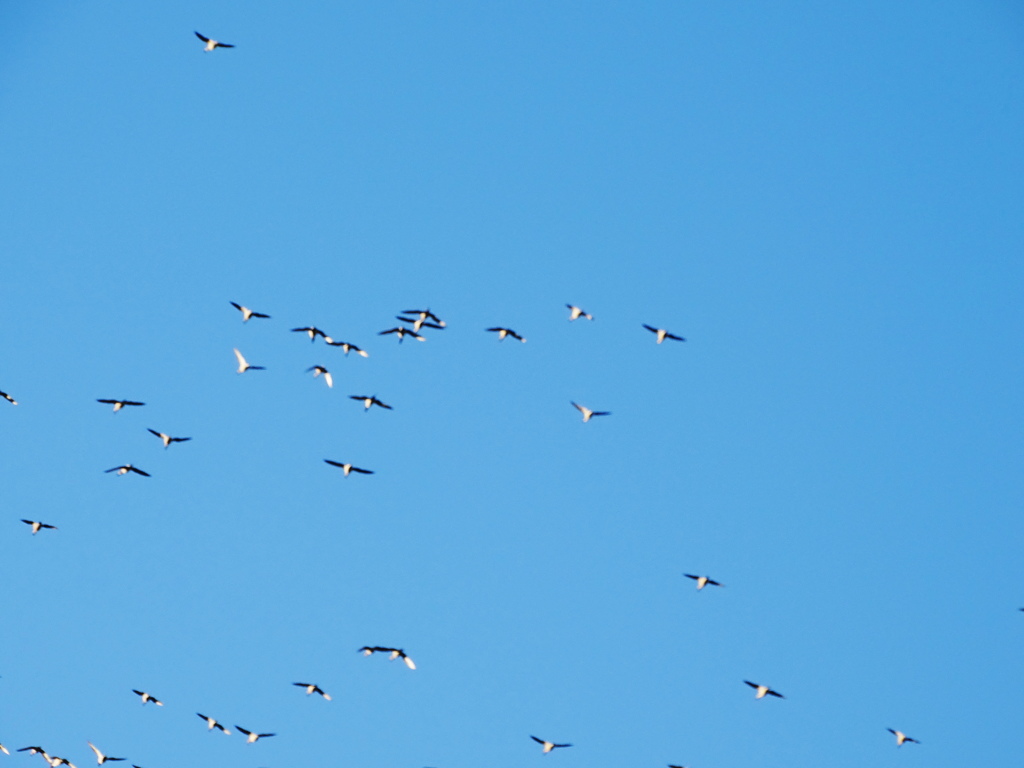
[
  {"x1": 389, "y1": 648, "x2": 416, "y2": 670},
  {"x1": 105, "y1": 464, "x2": 150, "y2": 477},
  {"x1": 566, "y1": 304, "x2": 593, "y2": 321},
  {"x1": 379, "y1": 326, "x2": 426, "y2": 343},
  {"x1": 306, "y1": 366, "x2": 333, "y2": 388},
  {"x1": 132, "y1": 689, "x2": 162, "y2": 706},
  {"x1": 18, "y1": 748, "x2": 49, "y2": 757},
  {"x1": 44, "y1": 756, "x2": 72, "y2": 768},
  {"x1": 402, "y1": 309, "x2": 446, "y2": 328},
  {"x1": 396, "y1": 315, "x2": 445, "y2": 333},
  {"x1": 234, "y1": 727, "x2": 274, "y2": 744},
  {"x1": 147, "y1": 429, "x2": 191, "y2": 448},
  {"x1": 97, "y1": 399, "x2": 145, "y2": 412},
  {"x1": 643, "y1": 324, "x2": 686, "y2": 343},
  {"x1": 350, "y1": 395, "x2": 391, "y2": 411},
  {"x1": 571, "y1": 401, "x2": 610, "y2": 423},
  {"x1": 744, "y1": 681, "x2": 784, "y2": 699},
  {"x1": 293, "y1": 682, "x2": 331, "y2": 700},
  {"x1": 21, "y1": 519, "x2": 57, "y2": 535},
  {"x1": 194, "y1": 31, "x2": 234, "y2": 51},
  {"x1": 233, "y1": 348, "x2": 265, "y2": 374},
  {"x1": 486, "y1": 327, "x2": 526, "y2": 342},
  {"x1": 325, "y1": 339, "x2": 369, "y2": 357},
  {"x1": 887, "y1": 729, "x2": 920, "y2": 747},
  {"x1": 87, "y1": 743, "x2": 125, "y2": 765},
  {"x1": 684, "y1": 574, "x2": 722, "y2": 590},
  {"x1": 359, "y1": 646, "x2": 415, "y2": 669},
  {"x1": 291, "y1": 326, "x2": 330, "y2": 343},
  {"x1": 196, "y1": 713, "x2": 230, "y2": 734},
  {"x1": 0, "y1": 390, "x2": 16, "y2": 405},
  {"x1": 324, "y1": 459, "x2": 373, "y2": 477},
  {"x1": 230, "y1": 302, "x2": 270, "y2": 322},
  {"x1": 530, "y1": 736, "x2": 571, "y2": 753}
]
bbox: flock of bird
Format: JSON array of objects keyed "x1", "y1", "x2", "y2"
[
  {"x1": 3, "y1": 287, "x2": 924, "y2": 765},
  {"x1": 1, "y1": 28, "x2": 948, "y2": 768}
]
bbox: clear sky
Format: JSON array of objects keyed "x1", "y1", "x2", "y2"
[{"x1": 2, "y1": 2, "x2": 1023, "y2": 767}]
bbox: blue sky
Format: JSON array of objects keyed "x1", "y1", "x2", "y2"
[{"x1": 2, "y1": 2, "x2": 1023, "y2": 767}]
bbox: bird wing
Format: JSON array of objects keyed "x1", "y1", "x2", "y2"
[
  {"x1": 233, "y1": 348, "x2": 246, "y2": 367},
  {"x1": 743, "y1": 680, "x2": 758, "y2": 689},
  {"x1": 324, "y1": 372, "x2": 333, "y2": 388},
  {"x1": 642, "y1": 324, "x2": 658, "y2": 333},
  {"x1": 216, "y1": 42, "x2": 235, "y2": 48},
  {"x1": 767, "y1": 688, "x2": 784, "y2": 698},
  {"x1": 235, "y1": 727, "x2": 251, "y2": 736},
  {"x1": 87, "y1": 743, "x2": 102, "y2": 761},
  {"x1": 194, "y1": 31, "x2": 210, "y2": 42},
  {"x1": 324, "y1": 459, "x2": 345, "y2": 468},
  {"x1": 351, "y1": 467, "x2": 373, "y2": 474},
  {"x1": 530, "y1": 736, "x2": 545, "y2": 745},
  {"x1": 129, "y1": 466, "x2": 151, "y2": 476}
]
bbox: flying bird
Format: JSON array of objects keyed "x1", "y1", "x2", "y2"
[
  {"x1": 566, "y1": 304, "x2": 593, "y2": 321},
  {"x1": 306, "y1": 366, "x2": 333, "y2": 388},
  {"x1": 486, "y1": 327, "x2": 526, "y2": 342},
  {"x1": 530, "y1": 736, "x2": 572, "y2": 753},
  {"x1": 0, "y1": 390, "x2": 16, "y2": 405},
  {"x1": 402, "y1": 309, "x2": 446, "y2": 328},
  {"x1": 234, "y1": 727, "x2": 274, "y2": 744},
  {"x1": 887, "y1": 729, "x2": 920, "y2": 746},
  {"x1": 358, "y1": 646, "x2": 415, "y2": 669},
  {"x1": 21, "y1": 519, "x2": 57, "y2": 534},
  {"x1": 350, "y1": 395, "x2": 391, "y2": 411},
  {"x1": 324, "y1": 459, "x2": 373, "y2": 477},
  {"x1": 230, "y1": 302, "x2": 270, "y2": 322},
  {"x1": 0, "y1": 745, "x2": 9, "y2": 755},
  {"x1": 87, "y1": 743, "x2": 125, "y2": 765},
  {"x1": 233, "y1": 348, "x2": 265, "y2": 374},
  {"x1": 396, "y1": 314, "x2": 444, "y2": 333},
  {"x1": 389, "y1": 648, "x2": 416, "y2": 669},
  {"x1": 132, "y1": 689, "x2": 162, "y2": 706},
  {"x1": 379, "y1": 326, "x2": 426, "y2": 343},
  {"x1": 18, "y1": 748, "x2": 49, "y2": 757},
  {"x1": 571, "y1": 402, "x2": 610, "y2": 423},
  {"x1": 97, "y1": 399, "x2": 144, "y2": 412},
  {"x1": 196, "y1": 713, "x2": 230, "y2": 734},
  {"x1": 293, "y1": 682, "x2": 331, "y2": 700},
  {"x1": 105, "y1": 464, "x2": 150, "y2": 477},
  {"x1": 643, "y1": 324, "x2": 686, "y2": 343},
  {"x1": 744, "y1": 681, "x2": 784, "y2": 699},
  {"x1": 325, "y1": 339, "x2": 369, "y2": 357},
  {"x1": 194, "y1": 31, "x2": 234, "y2": 51},
  {"x1": 147, "y1": 429, "x2": 191, "y2": 448},
  {"x1": 684, "y1": 574, "x2": 723, "y2": 590},
  {"x1": 291, "y1": 326, "x2": 330, "y2": 343}
]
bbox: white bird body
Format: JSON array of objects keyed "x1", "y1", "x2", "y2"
[
  {"x1": 233, "y1": 348, "x2": 265, "y2": 374},
  {"x1": 294, "y1": 682, "x2": 331, "y2": 700},
  {"x1": 571, "y1": 401, "x2": 610, "y2": 423},
  {"x1": 887, "y1": 729, "x2": 920, "y2": 746},
  {"x1": 195, "y1": 32, "x2": 234, "y2": 51},
  {"x1": 197, "y1": 713, "x2": 230, "y2": 734},
  {"x1": 307, "y1": 366, "x2": 333, "y2": 388},
  {"x1": 566, "y1": 304, "x2": 593, "y2": 321},
  {"x1": 87, "y1": 742, "x2": 124, "y2": 765},
  {"x1": 684, "y1": 574, "x2": 723, "y2": 590},
  {"x1": 744, "y1": 680, "x2": 784, "y2": 699}
]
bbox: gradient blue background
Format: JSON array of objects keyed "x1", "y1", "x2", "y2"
[{"x1": 2, "y1": 2, "x2": 1022, "y2": 767}]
